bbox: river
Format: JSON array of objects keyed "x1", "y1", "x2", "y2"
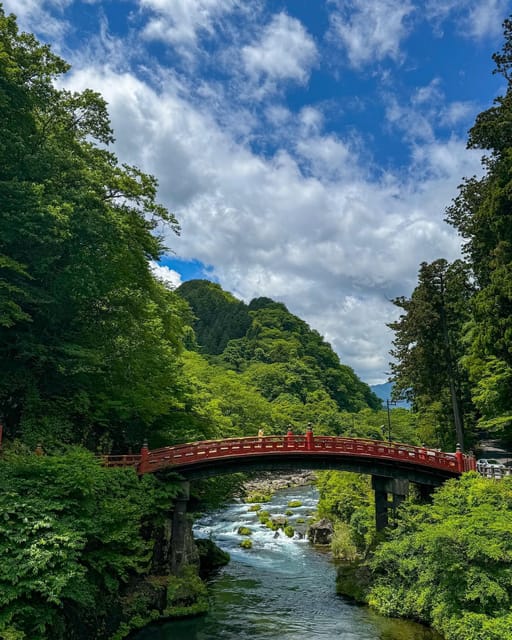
[{"x1": 136, "y1": 485, "x2": 442, "y2": 640}]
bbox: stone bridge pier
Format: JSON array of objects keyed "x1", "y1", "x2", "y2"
[
  {"x1": 371, "y1": 476, "x2": 410, "y2": 530},
  {"x1": 170, "y1": 481, "x2": 192, "y2": 574}
]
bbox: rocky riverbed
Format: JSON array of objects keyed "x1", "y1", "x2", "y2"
[{"x1": 243, "y1": 470, "x2": 316, "y2": 495}]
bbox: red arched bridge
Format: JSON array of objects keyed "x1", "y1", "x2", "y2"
[
  {"x1": 104, "y1": 433, "x2": 475, "y2": 483},
  {"x1": 104, "y1": 433, "x2": 475, "y2": 557}
]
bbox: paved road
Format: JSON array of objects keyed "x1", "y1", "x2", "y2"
[{"x1": 478, "y1": 439, "x2": 512, "y2": 464}]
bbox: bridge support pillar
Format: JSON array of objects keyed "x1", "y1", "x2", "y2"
[
  {"x1": 416, "y1": 483, "x2": 435, "y2": 503},
  {"x1": 371, "y1": 476, "x2": 409, "y2": 531},
  {"x1": 170, "y1": 481, "x2": 191, "y2": 574}
]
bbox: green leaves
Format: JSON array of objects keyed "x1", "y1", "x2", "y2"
[
  {"x1": 0, "y1": 7, "x2": 188, "y2": 446},
  {"x1": 369, "y1": 475, "x2": 512, "y2": 639},
  {"x1": 0, "y1": 450, "x2": 180, "y2": 639},
  {"x1": 389, "y1": 259, "x2": 474, "y2": 448}
]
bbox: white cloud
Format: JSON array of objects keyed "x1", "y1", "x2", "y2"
[
  {"x1": 140, "y1": 0, "x2": 240, "y2": 49},
  {"x1": 384, "y1": 81, "x2": 479, "y2": 145},
  {"x1": 16, "y1": 0, "x2": 495, "y2": 386},
  {"x1": 328, "y1": 0, "x2": 414, "y2": 67},
  {"x1": 150, "y1": 261, "x2": 182, "y2": 288},
  {"x1": 3, "y1": 0, "x2": 71, "y2": 39},
  {"x1": 63, "y1": 63, "x2": 483, "y2": 383},
  {"x1": 412, "y1": 78, "x2": 443, "y2": 105},
  {"x1": 440, "y1": 101, "x2": 476, "y2": 127},
  {"x1": 425, "y1": 0, "x2": 509, "y2": 39},
  {"x1": 241, "y1": 12, "x2": 318, "y2": 85},
  {"x1": 385, "y1": 94, "x2": 436, "y2": 143}
]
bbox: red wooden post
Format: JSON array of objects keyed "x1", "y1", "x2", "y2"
[
  {"x1": 286, "y1": 428, "x2": 294, "y2": 448},
  {"x1": 305, "y1": 423, "x2": 314, "y2": 450},
  {"x1": 139, "y1": 439, "x2": 150, "y2": 473},
  {"x1": 455, "y1": 443, "x2": 464, "y2": 473}
]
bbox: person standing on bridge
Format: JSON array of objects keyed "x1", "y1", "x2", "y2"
[{"x1": 258, "y1": 427, "x2": 264, "y2": 441}]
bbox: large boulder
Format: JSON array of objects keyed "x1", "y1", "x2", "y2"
[
  {"x1": 307, "y1": 518, "x2": 334, "y2": 545},
  {"x1": 195, "y1": 538, "x2": 230, "y2": 577}
]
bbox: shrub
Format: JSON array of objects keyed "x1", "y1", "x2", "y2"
[{"x1": 331, "y1": 522, "x2": 358, "y2": 560}]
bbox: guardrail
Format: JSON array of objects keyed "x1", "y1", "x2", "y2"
[{"x1": 477, "y1": 465, "x2": 512, "y2": 479}]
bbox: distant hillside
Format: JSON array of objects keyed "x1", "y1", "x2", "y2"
[
  {"x1": 371, "y1": 382, "x2": 410, "y2": 408},
  {"x1": 177, "y1": 279, "x2": 380, "y2": 413},
  {"x1": 370, "y1": 382, "x2": 392, "y2": 404}
]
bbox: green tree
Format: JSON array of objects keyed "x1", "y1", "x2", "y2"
[
  {"x1": 369, "y1": 474, "x2": 512, "y2": 640},
  {"x1": 389, "y1": 259, "x2": 474, "y2": 449},
  {"x1": 0, "y1": 449, "x2": 179, "y2": 640},
  {"x1": 177, "y1": 280, "x2": 251, "y2": 355},
  {"x1": 445, "y1": 17, "x2": 512, "y2": 436},
  {"x1": 0, "y1": 8, "x2": 189, "y2": 448}
]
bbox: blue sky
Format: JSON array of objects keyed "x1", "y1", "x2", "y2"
[{"x1": 7, "y1": 0, "x2": 511, "y2": 383}]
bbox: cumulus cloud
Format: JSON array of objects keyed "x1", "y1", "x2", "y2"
[
  {"x1": 14, "y1": 0, "x2": 495, "y2": 384},
  {"x1": 150, "y1": 261, "x2": 182, "y2": 288},
  {"x1": 241, "y1": 12, "x2": 318, "y2": 85},
  {"x1": 327, "y1": 0, "x2": 414, "y2": 67},
  {"x1": 62, "y1": 60, "x2": 484, "y2": 382},
  {"x1": 425, "y1": 0, "x2": 509, "y2": 39},
  {"x1": 139, "y1": 0, "x2": 241, "y2": 51}
]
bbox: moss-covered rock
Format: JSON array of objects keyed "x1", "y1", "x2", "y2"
[
  {"x1": 271, "y1": 515, "x2": 287, "y2": 527},
  {"x1": 240, "y1": 539, "x2": 253, "y2": 549},
  {"x1": 284, "y1": 526, "x2": 295, "y2": 538},
  {"x1": 248, "y1": 504, "x2": 262, "y2": 512},
  {"x1": 287, "y1": 500, "x2": 302, "y2": 508},
  {"x1": 164, "y1": 567, "x2": 209, "y2": 616},
  {"x1": 195, "y1": 538, "x2": 230, "y2": 577},
  {"x1": 237, "y1": 526, "x2": 252, "y2": 536},
  {"x1": 114, "y1": 568, "x2": 209, "y2": 639},
  {"x1": 308, "y1": 518, "x2": 334, "y2": 545},
  {"x1": 245, "y1": 492, "x2": 271, "y2": 503},
  {"x1": 335, "y1": 560, "x2": 371, "y2": 604}
]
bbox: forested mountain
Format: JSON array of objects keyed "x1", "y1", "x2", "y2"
[
  {"x1": 178, "y1": 280, "x2": 380, "y2": 416},
  {"x1": 177, "y1": 280, "x2": 251, "y2": 354}
]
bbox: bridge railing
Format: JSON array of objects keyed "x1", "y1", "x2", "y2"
[
  {"x1": 101, "y1": 454, "x2": 141, "y2": 468},
  {"x1": 100, "y1": 436, "x2": 473, "y2": 475}
]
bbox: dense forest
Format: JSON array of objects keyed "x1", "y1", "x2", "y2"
[{"x1": 317, "y1": 469, "x2": 512, "y2": 640}]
